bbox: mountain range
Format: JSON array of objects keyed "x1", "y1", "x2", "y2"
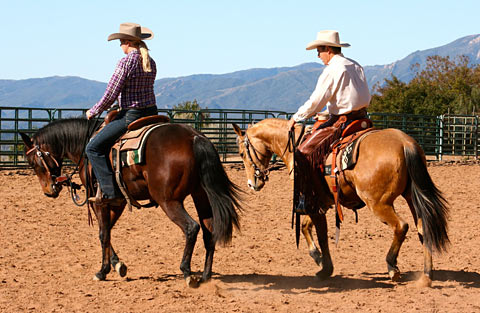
[{"x1": 1, "y1": 34, "x2": 479, "y2": 112}]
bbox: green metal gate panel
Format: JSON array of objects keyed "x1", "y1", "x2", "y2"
[{"x1": 2, "y1": 106, "x2": 480, "y2": 168}]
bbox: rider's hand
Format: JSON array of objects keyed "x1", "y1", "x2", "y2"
[
  {"x1": 287, "y1": 118, "x2": 296, "y2": 131},
  {"x1": 86, "y1": 110, "x2": 94, "y2": 120}
]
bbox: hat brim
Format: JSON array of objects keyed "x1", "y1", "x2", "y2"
[
  {"x1": 306, "y1": 40, "x2": 350, "y2": 50},
  {"x1": 107, "y1": 26, "x2": 154, "y2": 41}
]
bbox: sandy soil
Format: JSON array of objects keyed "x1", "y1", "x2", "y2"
[{"x1": 1, "y1": 163, "x2": 480, "y2": 312}]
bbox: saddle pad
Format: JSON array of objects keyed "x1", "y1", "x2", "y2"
[
  {"x1": 324, "y1": 140, "x2": 355, "y2": 176},
  {"x1": 324, "y1": 129, "x2": 376, "y2": 176},
  {"x1": 340, "y1": 140, "x2": 356, "y2": 171},
  {"x1": 112, "y1": 123, "x2": 168, "y2": 167}
]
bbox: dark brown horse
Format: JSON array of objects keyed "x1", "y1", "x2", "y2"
[
  {"x1": 233, "y1": 118, "x2": 449, "y2": 286},
  {"x1": 20, "y1": 117, "x2": 242, "y2": 287}
]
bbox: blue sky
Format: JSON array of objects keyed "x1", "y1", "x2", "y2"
[{"x1": 2, "y1": 0, "x2": 479, "y2": 82}]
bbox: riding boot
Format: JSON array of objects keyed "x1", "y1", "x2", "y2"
[{"x1": 88, "y1": 184, "x2": 125, "y2": 207}]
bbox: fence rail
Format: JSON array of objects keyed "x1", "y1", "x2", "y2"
[{"x1": 1, "y1": 106, "x2": 479, "y2": 168}]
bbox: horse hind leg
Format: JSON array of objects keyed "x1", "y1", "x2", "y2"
[
  {"x1": 369, "y1": 201, "x2": 409, "y2": 281},
  {"x1": 301, "y1": 216, "x2": 322, "y2": 266},
  {"x1": 405, "y1": 195, "x2": 433, "y2": 286},
  {"x1": 159, "y1": 200, "x2": 201, "y2": 288},
  {"x1": 192, "y1": 187, "x2": 216, "y2": 283}
]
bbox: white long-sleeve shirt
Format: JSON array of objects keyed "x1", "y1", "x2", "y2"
[{"x1": 292, "y1": 54, "x2": 371, "y2": 122}]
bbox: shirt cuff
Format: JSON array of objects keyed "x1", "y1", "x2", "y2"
[
  {"x1": 88, "y1": 107, "x2": 98, "y2": 117},
  {"x1": 292, "y1": 112, "x2": 305, "y2": 122}
]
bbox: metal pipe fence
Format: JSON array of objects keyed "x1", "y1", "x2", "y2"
[{"x1": 1, "y1": 106, "x2": 478, "y2": 168}]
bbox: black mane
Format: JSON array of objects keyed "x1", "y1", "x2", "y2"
[{"x1": 33, "y1": 117, "x2": 100, "y2": 158}]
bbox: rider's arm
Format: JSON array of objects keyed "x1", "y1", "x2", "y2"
[
  {"x1": 88, "y1": 58, "x2": 129, "y2": 117},
  {"x1": 292, "y1": 69, "x2": 336, "y2": 122}
]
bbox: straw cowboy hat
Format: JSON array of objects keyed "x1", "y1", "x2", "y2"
[
  {"x1": 306, "y1": 30, "x2": 350, "y2": 50},
  {"x1": 107, "y1": 22, "x2": 154, "y2": 41}
]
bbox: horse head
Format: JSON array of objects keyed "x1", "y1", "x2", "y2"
[
  {"x1": 20, "y1": 132, "x2": 64, "y2": 198},
  {"x1": 232, "y1": 123, "x2": 272, "y2": 191}
]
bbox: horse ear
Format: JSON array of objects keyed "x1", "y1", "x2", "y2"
[
  {"x1": 19, "y1": 132, "x2": 33, "y2": 149},
  {"x1": 231, "y1": 123, "x2": 244, "y2": 137}
]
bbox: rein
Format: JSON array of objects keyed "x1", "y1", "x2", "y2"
[
  {"x1": 288, "y1": 123, "x2": 305, "y2": 248},
  {"x1": 286, "y1": 123, "x2": 305, "y2": 176},
  {"x1": 64, "y1": 115, "x2": 102, "y2": 207}
]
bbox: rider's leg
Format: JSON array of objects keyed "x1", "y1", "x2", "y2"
[{"x1": 86, "y1": 113, "x2": 127, "y2": 200}]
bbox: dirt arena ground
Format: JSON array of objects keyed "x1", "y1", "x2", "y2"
[{"x1": 1, "y1": 162, "x2": 480, "y2": 312}]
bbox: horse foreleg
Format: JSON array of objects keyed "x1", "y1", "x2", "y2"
[
  {"x1": 109, "y1": 246, "x2": 127, "y2": 277},
  {"x1": 109, "y1": 206, "x2": 127, "y2": 278},
  {"x1": 161, "y1": 200, "x2": 201, "y2": 288},
  {"x1": 301, "y1": 216, "x2": 322, "y2": 266},
  {"x1": 309, "y1": 213, "x2": 333, "y2": 279},
  {"x1": 93, "y1": 204, "x2": 112, "y2": 281}
]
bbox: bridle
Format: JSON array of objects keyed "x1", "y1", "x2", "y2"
[
  {"x1": 26, "y1": 144, "x2": 61, "y2": 179},
  {"x1": 26, "y1": 143, "x2": 84, "y2": 205},
  {"x1": 243, "y1": 134, "x2": 270, "y2": 184},
  {"x1": 242, "y1": 123, "x2": 306, "y2": 184},
  {"x1": 24, "y1": 116, "x2": 101, "y2": 208}
]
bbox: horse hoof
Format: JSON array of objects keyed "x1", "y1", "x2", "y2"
[
  {"x1": 415, "y1": 274, "x2": 432, "y2": 288},
  {"x1": 115, "y1": 262, "x2": 127, "y2": 277},
  {"x1": 309, "y1": 249, "x2": 322, "y2": 266},
  {"x1": 185, "y1": 276, "x2": 200, "y2": 288},
  {"x1": 388, "y1": 269, "x2": 401, "y2": 281},
  {"x1": 315, "y1": 268, "x2": 333, "y2": 281},
  {"x1": 93, "y1": 272, "x2": 106, "y2": 281}
]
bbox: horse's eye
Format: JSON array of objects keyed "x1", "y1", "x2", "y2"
[{"x1": 240, "y1": 152, "x2": 244, "y2": 158}]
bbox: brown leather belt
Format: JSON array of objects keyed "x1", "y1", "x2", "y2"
[
  {"x1": 331, "y1": 107, "x2": 368, "y2": 121},
  {"x1": 122, "y1": 104, "x2": 157, "y2": 111}
]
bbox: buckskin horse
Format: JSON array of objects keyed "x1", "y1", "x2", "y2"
[
  {"x1": 20, "y1": 117, "x2": 242, "y2": 287},
  {"x1": 232, "y1": 118, "x2": 449, "y2": 286}
]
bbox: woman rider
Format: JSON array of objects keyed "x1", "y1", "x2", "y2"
[{"x1": 86, "y1": 22, "x2": 158, "y2": 206}]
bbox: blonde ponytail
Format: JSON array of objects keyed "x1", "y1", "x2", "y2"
[{"x1": 138, "y1": 41, "x2": 152, "y2": 72}]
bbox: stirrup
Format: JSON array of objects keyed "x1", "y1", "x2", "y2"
[
  {"x1": 88, "y1": 185, "x2": 124, "y2": 207},
  {"x1": 88, "y1": 184, "x2": 103, "y2": 203},
  {"x1": 294, "y1": 194, "x2": 307, "y2": 215}
]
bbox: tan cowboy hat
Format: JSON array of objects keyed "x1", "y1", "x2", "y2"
[
  {"x1": 107, "y1": 22, "x2": 154, "y2": 41},
  {"x1": 306, "y1": 30, "x2": 350, "y2": 50}
]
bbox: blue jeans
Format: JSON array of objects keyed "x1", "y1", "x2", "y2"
[{"x1": 86, "y1": 106, "x2": 157, "y2": 198}]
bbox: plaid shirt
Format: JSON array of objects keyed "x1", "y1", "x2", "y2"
[{"x1": 89, "y1": 50, "x2": 157, "y2": 116}]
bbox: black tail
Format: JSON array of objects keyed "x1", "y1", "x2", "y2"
[
  {"x1": 193, "y1": 135, "x2": 242, "y2": 244},
  {"x1": 404, "y1": 145, "x2": 449, "y2": 253}
]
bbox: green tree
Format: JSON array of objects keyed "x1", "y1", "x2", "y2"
[
  {"x1": 172, "y1": 99, "x2": 211, "y2": 128},
  {"x1": 370, "y1": 55, "x2": 480, "y2": 115}
]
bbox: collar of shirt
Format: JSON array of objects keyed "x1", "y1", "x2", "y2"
[{"x1": 327, "y1": 53, "x2": 344, "y2": 66}]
